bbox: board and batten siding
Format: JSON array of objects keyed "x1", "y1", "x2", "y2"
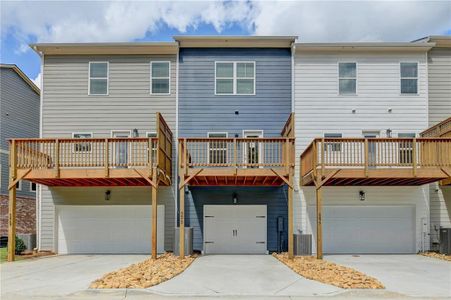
[
  {"x1": 427, "y1": 47, "x2": 451, "y2": 247},
  {"x1": 294, "y1": 50, "x2": 430, "y2": 252},
  {"x1": 39, "y1": 55, "x2": 177, "y2": 252},
  {"x1": 0, "y1": 67, "x2": 40, "y2": 197},
  {"x1": 178, "y1": 48, "x2": 292, "y2": 252}
]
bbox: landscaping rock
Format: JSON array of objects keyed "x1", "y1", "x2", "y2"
[
  {"x1": 273, "y1": 252, "x2": 384, "y2": 289},
  {"x1": 90, "y1": 253, "x2": 196, "y2": 289},
  {"x1": 419, "y1": 251, "x2": 451, "y2": 262}
]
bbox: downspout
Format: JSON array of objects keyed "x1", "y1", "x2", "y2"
[{"x1": 291, "y1": 42, "x2": 296, "y2": 113}]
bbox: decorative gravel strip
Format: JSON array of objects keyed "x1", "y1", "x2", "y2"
[
  {"x1": 90, "y1": 253, "x2": 196, "y2": 289},
  {"x1": 420, "y1": 251, "x2": 451, "y2": 262},
  {"x1": 273, "y1": 253, "x2": 384, "y2": 289}
]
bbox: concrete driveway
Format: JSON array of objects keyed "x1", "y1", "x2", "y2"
[
  {"x1": 326, "y1": 254, "x2": 451, "y2": 298},
  {"x1": 149, "y1": 255, "x2": 342, "y2": 296},
  {"x1": 1, "y1": 254, "x2": 147, "y2": 299}
]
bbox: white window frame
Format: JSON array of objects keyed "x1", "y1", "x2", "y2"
[
  {"x1": 215, "y1": 61, "x2": 256, "y2": 96},
  {"x1": 400, "y1": 62, "x2": 419, "y2": 95},
  {"x1": 72, "y1": 132, "x2": 93, "y2": 153},
  {"x1": 338, "y1": 61, "x2": 357, "y2": 95},
  {"x1": 207, "y1": 132, "x2": 228, "y2": 165},
  {"x1": 30, "y1": 182, "x2": 37, "y2": 192},
  {"x1": 88, "y1": 61, "x2": 109, "y2": 96},
  {"x1": 16, "y1": 180, "x2": 22, "y2": 191},
  {"x1": 150, "y1": 61, "x2": 171, "y2": 95},
  {"x1": 242, "y1": 130, "x2": 264, "y2": 168},
  {"x1": 111, "y1": 130, "x2": 132, "y2": 168}
]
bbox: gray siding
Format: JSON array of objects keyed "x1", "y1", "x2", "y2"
[
  {"x1": 427, "y1": 48, "x2": 451, "y2": 247},
  {"x1": 39, "y1": 55, "x2": 177, "y2": 251},
  {"x1": 178, "y1": 48, "x2": 292, "y2": 252},
  {"x1": 0, "y1": 67, "x2": 40, "y2": 197}
]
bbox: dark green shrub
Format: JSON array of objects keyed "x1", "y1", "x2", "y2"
[{"x1": 15, "y1": 236, "x2": 26, "y2": 254}]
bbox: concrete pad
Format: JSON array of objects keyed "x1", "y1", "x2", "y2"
[
  {"x1": 0, "y1": 255, "x2": 147, "y2": 298},
  {"x1": 148, "y1": 255, "x2": 341, "y2": 296},
  {"x1": 326, "y1": 254, "x2": 451, "y2": 298}
]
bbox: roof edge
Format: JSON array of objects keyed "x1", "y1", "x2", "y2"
[
  {"x1": 0, "y1": 64, "x2": 40, "y2": 95},
  {"x1": 295, "y1": 42, "x2": 435, "y2": 52}
]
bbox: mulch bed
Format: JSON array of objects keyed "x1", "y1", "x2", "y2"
[
  {"x1": 273, "y1": 252, "x2": 384, "y2": 289},
  {"x1": 419, "y1": 251, "x2": 451, "y2": 262},
  {"x1": 90, "y1": 253, "x2": 196, "y2": 289}
]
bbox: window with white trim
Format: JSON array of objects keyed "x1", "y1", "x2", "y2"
[
  {"x1": 215, "y1": 62, "x2": 255, "y2": 95},
  {"x1": 338, "y1": 62, "x2": 356, "y2": 95},
  {"x1": 16, "y1": 180, "x2": 22, "y2": 191},
  {"x1": 208, "y1": 132, "x2": 228, "y2": 164},
  {"x1": 30, "y1": 182, "x2": 37, "y2": 192},
  {"x1": 73, "y1": 132, "x2": 93, "y2": 152},
  {"x1": 400, "y1": 62, "x2": 418, "y2": 94},
  {"x1": 151, "y1": 61, "x2": 170, "y2": 94},
  {"x1": 324, "y1": 133, "x2": 343, "y2": 151},
  {"x1": 89, "y1": 62, "x2": 108, "y2": 95},
  {"x1": 398, "y1": 133, "x2": 416, "y2": 164}
]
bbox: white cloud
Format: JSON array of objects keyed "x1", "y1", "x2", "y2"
[
  {"x1": 32, "y1": 72, "x2": 42, "y2": 90},
  {"x1": 1, "y1": 0, "x2": 450, "y2": 50}
]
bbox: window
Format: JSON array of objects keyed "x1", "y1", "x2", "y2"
[
  {"x1": 72, "y1": 132, "x2": 93, "y2": 152},
  {"x1": 398, "y1": 133, "x2": 416, "y2": 164},
  {"x1": 324, "y1": 133, "x2": 343, "y2": 151},
  {"x1": 151, "y1": 61, "x2": 170, "y2": 94},
  {"x1": 89, "y1": 62, "x2": 108, "y2": 95},
  {"x1": 208, "y1": 132, "x2": 228, "y2": 164},
  {"x1": 16, "y1": 181, "x2": 22, "y2": 191},
  {"x1": 215, "y1": 62, "x2": 255, "y2": 95},
  {"x1": 338, "y1": 62, "x2": 356, "y2": 95},
  {"x1": 30, "y1": 182, "x2": 37, "y2": 192},
  {"x1": 400, "y1": 62, "x2": 418, "y2": 94}
]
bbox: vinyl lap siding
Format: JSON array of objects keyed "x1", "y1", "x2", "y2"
[
  {"x1": 427, "y1": 48, "x2": 451, "y2": 247},
  {"x1": 0, "y1": 68, "x2": 40, "y2": 197},
  {"x1": 39, "y1": 55, "x2": 177, "y2": 251},
  {"x1": 294, "y1": 51, "x2": 430, "y2": 252}
]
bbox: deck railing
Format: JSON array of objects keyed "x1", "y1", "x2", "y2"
[
  {"x1": 421, "y1": 117, "x2": 451, "y2": 137},
  {"x1": 300, "y1": 138, "x2": 451, "y2": 177},
  {"x1": 179, "y1": 138, "x2": 295, "y2": 170},
  {"x1": 12, "y1": 137, "x2": 159, "y2": 171}
]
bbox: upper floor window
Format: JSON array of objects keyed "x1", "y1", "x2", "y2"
[
  {"x1": 400, "y1": 62, "x2": 418, "y2": 94},
  {"x1": 151, "y1": 61, "x2": 170, "y2": 95},
  {"x1": 89, "y1": 62, "x2": 108, "y2": 95},
  {"x1": 215, "y1": 62, "x2": 255, "y2": 95},
  {"x1": 338, "y1": 62, "x2": 356, "y2": 95}
]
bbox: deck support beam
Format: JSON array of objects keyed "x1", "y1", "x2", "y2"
[
  {"x1": 151, "y1": 167, "x2": 158, "y2": 259},
  {"x1": 287, "y1": 167, "x2": 294, "y2": 259},
  {"x1": 8, "y1": 140, "x2": 17, "y2": 262},
  {"x1": 179, "y1": 184, "x2": 185, "y2": 259},
  {"x1": 315, "y1": 185, "x2": 323, "y2": 259}
]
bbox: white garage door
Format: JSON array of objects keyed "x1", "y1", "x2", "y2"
[
  {"x1": 204, "y1": 205, "x2": 267, "y2": 254},
  {"x1": 57, "y1": 205, "x2": 165, "y2": 254},
  {"x1": 308, "y1": 205, "x2": 415, "y2": 254}
]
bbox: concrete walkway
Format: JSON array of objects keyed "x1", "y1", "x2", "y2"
[
  {"x1": 1, "y1": 254, "x2": 147, "y2": 298},
  {"x1": 149, "y1": 255, "x2": 341, "y2": 296},
  {"x1": 326, "y1": 254, "x2": 451, "y2": 298}
]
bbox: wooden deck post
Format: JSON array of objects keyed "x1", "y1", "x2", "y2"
[
  {"x1": 179, "y1": 185, "x2": 185, "y2": 259},
  {"x1": 288, "y1": 163, "x2": 294, "y2": 259},
  {"x1": 412, "y1": 138, "x2": 417, "y2": 177},
  {"x1": 316, "y1": 184, "x2": 323, "y2": 259},
  {"x1": 55, "y1": 139, "x2": 60, "y2": 178},
  {"x1": 364, "y1": 139, "x2": 369, "y2": 177},
  {"x1": 151, "y1": 167, "x2": 158, "y2": 259},
  {"x1": 104, "y1": 139, "x2": 109, "y2": 177},
  {"x1": 8, "y1": 140, "x2": 17, "y2": 262}
]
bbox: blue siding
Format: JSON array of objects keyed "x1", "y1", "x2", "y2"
[
  {"x1": 179, "y1": 48, "x2": 292, "y2": 137},
  {"x1": 178, "y1": 48, "x2": 292, "y2": 252},
  {"x1": 185, "y1": 187, "x2": 289, "y2": 252}
]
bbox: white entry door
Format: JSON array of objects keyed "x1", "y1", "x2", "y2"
[
  {"x1": 308, "y1": 205, "x2": 415, "y2": 254},
  {"x1": 204, "y1": 205, "x2": 267, "y2": 254},
  {"x1": 57, "y1": 205, "x2": 165, "y2": 254}
]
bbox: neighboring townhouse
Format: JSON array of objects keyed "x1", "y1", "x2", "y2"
[
  {"x1": 416, "y1": 36, "x2": 451, "y2": 249},
  {"x1": 0, "y1": 64, "x2": 40, "y2": 238},
  {"x1": 294, "y1": 41, "x2": 449, "y2": 255},
  {"x1": 176, "y1": 36, "x2": 296, "y2": 255},
  {"x1": 5, "y1": 43, "x2": 179, "y2": 260}
]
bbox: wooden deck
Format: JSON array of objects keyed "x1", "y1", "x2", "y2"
[{"x1": 300, "y1": 137, "x2": 451, "y2": 186}]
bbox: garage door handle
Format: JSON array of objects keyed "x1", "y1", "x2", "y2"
[
  {"x1": 256, "y1": 241, "x2": 266, "y2": 244},
  {"x1": 205, "y1": 215, "x2": 215, "y2": 218},
  {"x1": 205, "y1": 241, "x2": 214, "y2": 244},
  {"x1": 256, "y1": 216, "x2": 266, "y2": 218}
]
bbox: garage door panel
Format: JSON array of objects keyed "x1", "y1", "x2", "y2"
[
  {"x1": 57, "y1": 205, "x2": 164, "y2": 254},
  {"x1": 308, "y1": 205, "x2": 415, "y2": 254}
]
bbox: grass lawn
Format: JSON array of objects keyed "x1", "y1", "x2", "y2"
[{"x1": 0, "y1": 247, "x2": 24, "y2": 263}]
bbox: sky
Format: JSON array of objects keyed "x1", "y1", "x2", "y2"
[{"x1": 1, "y1": 0, "x2": 450, "y2": 89}]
